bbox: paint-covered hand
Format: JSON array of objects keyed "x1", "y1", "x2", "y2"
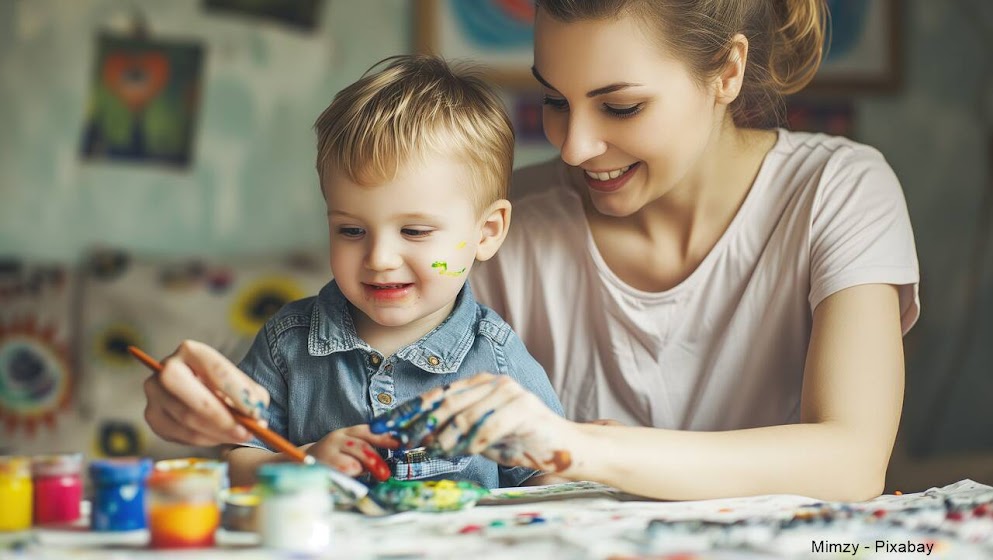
[
  {"x1": 370, "y1": 373, "x2": 578, "y2": 474},
  {"x1": 308, "y1": 425, "x2": 399, "y2": 482},
  {"x1": 144, "y1": 340, "x2": 270, "y2": 446}
]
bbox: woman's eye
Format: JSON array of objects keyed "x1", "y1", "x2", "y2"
[
  {"x1": 542, "y1": 95, "x2": 569, "y2": 111},
  {"x1": 338, "y1": 227, "x2": 364, "y2": 237},
  {"x1": 401, "y1": 228, "x2": 432, "y2": 238},
  {"x1": 604, "y1": 103, "x2": 643, "y2": 117}
]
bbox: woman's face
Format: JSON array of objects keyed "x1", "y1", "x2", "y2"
[{"x1": 534, "y1": 9, "x2": 721, "y2": 217}]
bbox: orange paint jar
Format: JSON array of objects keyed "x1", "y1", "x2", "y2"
[{"x1": 147, "y1": 470, "x2": 220, "y2": 549}]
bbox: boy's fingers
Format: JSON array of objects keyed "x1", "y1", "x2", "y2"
[
  {"x1": 349, "y1": 425, "x2": 400, "y2": 449},
  {"x1": 171, "y1": 340, "x2": 270, "y2": 419},
  {"x1": 339, "y1": 439, "x2": 391, "y2": 482},
  {"x1": 158, "y1": 354, "x2": 246, "y2": 436}
]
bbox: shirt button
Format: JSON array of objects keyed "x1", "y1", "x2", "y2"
[
  {"x1": 427, "y1": 356, "x2": 440, "y2": 366},
  {"x1": 369, "y1": 354, "x2": 382, "y2": 366},
  {"x1": 377, "y1": 393, "x2": 393, "y2": 405}
]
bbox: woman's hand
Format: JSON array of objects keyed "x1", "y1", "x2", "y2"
[
  {"x1": 307, "y1": 425, "x2": 399, "y2": 482},
  {"x1": 143, "y1": 340, "x2": 270, "y2": 446},
  {"x1": 370, "y1": 373, "x2": 580, "y2": 474}
]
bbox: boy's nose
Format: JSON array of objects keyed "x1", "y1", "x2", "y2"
[
  {"x1": 559, "y1": 113, "x2": 607, "y2": 167},
  {"x1": 364, "y1": 239, "x2": 403, "y2": 271}
]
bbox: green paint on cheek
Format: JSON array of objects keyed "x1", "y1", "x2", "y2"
[{"x1": 432, "y1": 261, "x2": 466, "y2": 277}]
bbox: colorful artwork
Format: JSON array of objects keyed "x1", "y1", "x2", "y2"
[
  {"x1": 0, "y1": 319, "x2": 72, "y2": 435},
  {"x1": 416, "y1": 0, "x2": 538, "y2": 87},
  {"x1": 203, "y1": 0, "x2": 324, "y2": 31},
  {"x1": 80, "y1": 33, "x2": 204, "y2": 167},
  {"x1": 513, "y1": 93, "x2": 546, "y2": 143},
  {"x1": 786, "y1": 98, "x2": 855, "y2": 138},
  {"x1": 810, "y1": 0, "x2": 901, "y2": 91},
  {"x1": 370, "y1": 478, "x2": 488, "y2": 513},
  {"x1": 92, "y1": 322, "x2": 145, "y2": 367},
  {"x1": 94, "y1": 419, "x2": 144, "y2": 457},
  {"x1": 229, "y1": 276, "x2": 306, "y2": 336}
]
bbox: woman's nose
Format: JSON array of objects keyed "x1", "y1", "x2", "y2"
[{"x1": 559, "y1": 113, "x2": 607, "y2": 167}]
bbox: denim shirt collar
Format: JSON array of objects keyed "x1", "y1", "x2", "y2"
[{"x1": 308, "y1": 280, "x2": 479, "y2": 374}]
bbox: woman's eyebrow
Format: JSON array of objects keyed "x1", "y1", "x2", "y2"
[{"x1": 531, "y1": 66, "x2": 642, "y2": 98}]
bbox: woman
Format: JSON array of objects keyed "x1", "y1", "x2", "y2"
[{"x1": 145, "y1": 0, "x2": 918, "y2": 501}]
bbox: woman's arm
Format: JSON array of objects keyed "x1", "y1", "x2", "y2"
[
  {"x1": 560, "y1": 283, "x2": 904, "y2": 501},
  {"x1": 381, "y1": 283, "x2": 904, "y2": 502}
]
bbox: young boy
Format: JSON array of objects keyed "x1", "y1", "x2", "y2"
[{"x1": 225, "y1": 55, "x2": 564, "y2": 489}]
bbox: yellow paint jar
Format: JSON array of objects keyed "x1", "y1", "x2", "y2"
[{"x1": 0, "y1": 456, "x2": 32, "y2": 531}]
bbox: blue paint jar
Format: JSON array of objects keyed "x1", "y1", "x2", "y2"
[{"x1": 89, "y1": 458, "x2": 152, "y2": 531}]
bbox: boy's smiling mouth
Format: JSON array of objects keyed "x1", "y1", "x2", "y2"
[{"x1": 363, "y1": 282, "x2": 414, "y2": 301}]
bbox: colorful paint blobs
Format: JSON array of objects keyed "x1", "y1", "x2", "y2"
[
  {"x1": 431, "y1": 261, "x2": 466, "y2": 277},
  {"x1": 455, "y1": 241, "x2": 467, "y2": 249},
  {"x1": 370, "y1": 479, "x2": 488, "y2": 513},
  {"x1": 361, "y1": 448, "x2": 391, "y2": 482}
]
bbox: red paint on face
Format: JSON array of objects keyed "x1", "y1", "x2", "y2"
[
  {"x1": 362, "y1": 449, "x2": 391, "y2": 482},
  {"x1": 345, "y1": 441, "x2": 354, "y2": 447}
]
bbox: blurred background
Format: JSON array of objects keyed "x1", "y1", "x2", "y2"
[{"x1": 0, "y1": 0, "x2": 991, "y2": 493}]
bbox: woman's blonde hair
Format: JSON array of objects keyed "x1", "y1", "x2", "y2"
[
  {"x1": 537, "y1": 0, "x2": 827, "y2": 127},
  {"x1": 314, "y1": 55, "x2": 515, "y2": 211}
]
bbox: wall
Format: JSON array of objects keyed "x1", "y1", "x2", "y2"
[{"x1": 1, "y1": 0, "x2": 991, "y2": 486}]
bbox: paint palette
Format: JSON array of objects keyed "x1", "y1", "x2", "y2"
[{"x1": 370, "y1": 479, "x2": 488, "y2": 513}]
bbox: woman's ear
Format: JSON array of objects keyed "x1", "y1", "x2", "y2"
[
  {"x1": 475, "y1": 199, "x2": 512, "y2": 262},
  {"x1": 716, "y1": 33, "x2": 748, "y2": 105}
]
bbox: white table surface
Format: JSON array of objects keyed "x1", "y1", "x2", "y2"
[{"x1": 4, "y1": 480, "x2": 993, "y2": 559}]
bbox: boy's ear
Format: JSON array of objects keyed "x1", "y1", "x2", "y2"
[
  {"x1": 475, "y1": 199, "x2": 512, "y2": 262},
  {"x1": 715, "y1": 33, "x2": 748, "y2": 105}
]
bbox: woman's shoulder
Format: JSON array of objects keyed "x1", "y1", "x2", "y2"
[{"x1": 774, "y1": 129, "x2": 890, "y2": 171}]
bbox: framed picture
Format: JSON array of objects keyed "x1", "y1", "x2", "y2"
[
  {"x1": 415, "y1": 0, "x2": 537, "y2": 89},
  {"x1": 79, "y1": 33, "x2": 205, "y2": 168},
  {"x1": 807, "y1": 0, "x2": 903, "y2": 92}
]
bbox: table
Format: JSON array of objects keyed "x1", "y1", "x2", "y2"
[{"x1": 5, "y1": 480, "x2": 993, "y2": 559}]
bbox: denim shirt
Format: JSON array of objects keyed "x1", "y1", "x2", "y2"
[{"x1": 238, "y1": 280, "x2": 564, "y2": 488}]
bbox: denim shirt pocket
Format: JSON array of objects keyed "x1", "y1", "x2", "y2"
[{"x1": 389, "y1": 449, "x2": 473, "y2": 481}]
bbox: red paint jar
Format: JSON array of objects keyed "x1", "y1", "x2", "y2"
[{"x1": 31, "y1": 453, "x2": 83, "y2": 525}]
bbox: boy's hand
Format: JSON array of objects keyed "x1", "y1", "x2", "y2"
[{"x1": 308, "y1": 425, "x2": 399, "y2": 482}]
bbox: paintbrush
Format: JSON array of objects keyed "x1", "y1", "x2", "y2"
[{"x1": 128, "y1": 345, "x2": 388, "y2": 517}]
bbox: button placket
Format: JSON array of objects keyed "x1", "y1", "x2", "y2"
[{"x1": 368, "y1": 354, "x2": 396, "y2": 415}]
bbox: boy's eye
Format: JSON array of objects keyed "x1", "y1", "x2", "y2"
[
  {"x1": 401, "y1": 228, "x2": 432, "y2": 238},
  {"x1": 337, "y1": 227, "x2": 364, "y2": 237},
  {"x1": 603, "y1": 103, "x2": 643, "y2": 117},
  {"x1": 542, "y1": 95, "x2": 569, "y2": 111}
]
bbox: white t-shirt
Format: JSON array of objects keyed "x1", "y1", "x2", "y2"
[{"x1": 472, "y1": 130, "x2": 920, "y2": 430}]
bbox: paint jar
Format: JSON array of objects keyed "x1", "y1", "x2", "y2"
[
  {"x1": 221, "y1": 486, "x2": 260, "y2": 532},
  {"x1": 89, "y1": 457, "x2": 152, "y2": 531},
  {"x1": 154, "y1": 458, "x2": 228, "y2": 505},
  {"x1": 147, "y1": 470, "x2": 220, "y2": 548},
  {"x1": 257, "y1": 464, "x2": 332, "y2": 552},
  {"x1": 0, "y1": 456, "x2": 32, "y2": 531},
  {"x1": 31, "y1": 453, "x2": 83, "y2": 525}
]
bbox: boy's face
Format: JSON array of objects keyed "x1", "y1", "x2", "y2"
[{"x1": 325, "y1": 155, "x2": 484, "y2": 331}]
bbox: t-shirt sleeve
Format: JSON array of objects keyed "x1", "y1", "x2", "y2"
[
  {"x1": 808, "y1": 145, "x2": 921, "y2": 334},
  {"x1": 236, "y1": 321, "x2": 289, "y2": 451},
  {"x1": 494, "y1": 330, "x2": 566, "y2": 487}
]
